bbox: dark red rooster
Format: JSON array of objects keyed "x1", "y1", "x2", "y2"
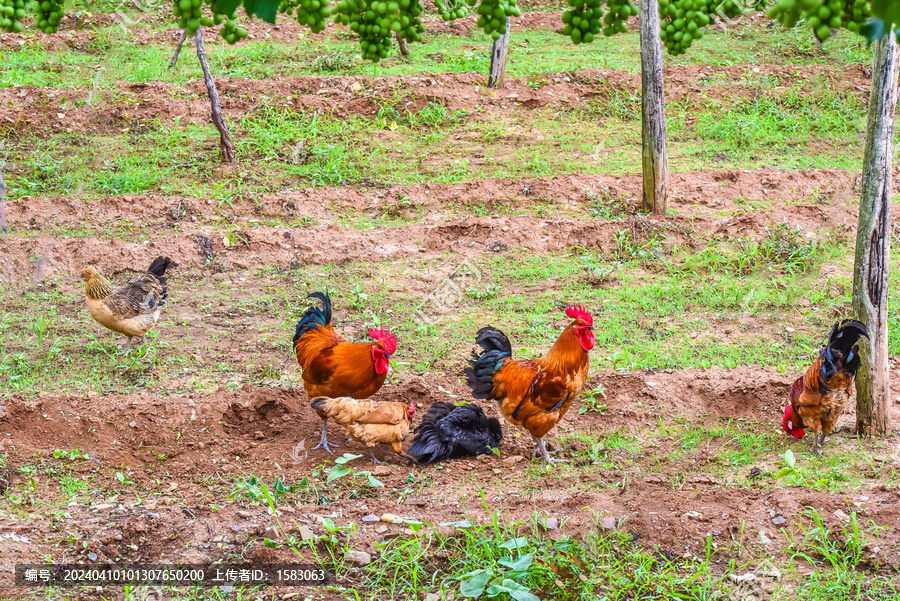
[{"x1": 783, "y1": 320, "x2": 869, "y2": 455}]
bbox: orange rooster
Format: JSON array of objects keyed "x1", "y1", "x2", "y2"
[
  {"x1": 310, "y1": 397, "x2": 416, "y2": 464},
  {"x1": 465, "y1": 304, "x2": 594, "y2": 464},
  {"x1": 783, "y1": 320, "x2": 869, "y2": 455},
  {"x1": 293, "y1": 291, "x2": 398, "y2": 454}
]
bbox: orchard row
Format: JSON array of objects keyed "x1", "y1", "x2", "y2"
[{"x1": 0, "y1": 0, "x2": 883, "y2": 61}]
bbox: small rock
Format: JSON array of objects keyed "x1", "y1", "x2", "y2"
[
  {"x1": 423, "y1": 594, "x2": 441, "y2": 601},
  {"x1": 373, "y1": 465, "x2": 393, "y2": 476},
  {"x1": 405, "y1": 497, "x2": 427, "y2": 507},
  {"x1": 833, "y1": 509, "x2": 849, "y2": 522},
  {"x1": 344, "y1": 549, "x2": 371, "y2": 566},
  {"x1": 757, "y1": 530, "x2": 772, "y2": 545},
  {"x1": 87, "y1": 553, "x2": 98, "y2": 561},
  {"x1": 362, "y1": 514, "x2": 380, "y2": 522},
  {"x1": 237, "y1": 511, "x2": 251, "y2": 518},
  {"x1": 600, "y1": 517, "x2": 617, "y2": 530},
  {"x1": 758, "y1": 562, "x2": 781, "y2": 579},
  {"x1": 540, "y1": 517, "x2": 560, "y2": 531},
  {"x1": 381, "y1": 513, "x2": 402, "y2": 523},
  {"x1": 129, "y1": 421, "x2": 137, "y2": 428},
  {"x1": 375, "y1": 525, "x2": 388, "y2": 534},
  {"x1": 503, "y1": 455, "x2": 525, "y2": 465},
  {"x1": 771, "y1": 516, "x2": 786, "y2": 526},
  {"x1": 729, "y1": 573, "x2": 756, "y2": 583},
  {"x1": 298, "y1": 526, "x2": 315, "y2": 541},
  {"x1": 231, "y1": 525, "x2": 242, "y2": 532}
]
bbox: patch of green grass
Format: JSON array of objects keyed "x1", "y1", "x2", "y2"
[{"x1": 364, "y1": 512, "x2": 721, "y2": 599}]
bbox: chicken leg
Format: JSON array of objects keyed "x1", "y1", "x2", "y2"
[
  {"x1": 312, "y1": 420, "x2": 337, "y2": 454},
  {"x1": 811, "y1": 431, "x2": 825, "y2": 456},
  {"x1": 532, "y1": 435, "x2": 567, "y2": 465},
  {"x1": 120, "y1": 337, "x2": 134, "y2": 355},
  {"x1": 368, "y1": 449, "x2": 385, "y2": 465}
]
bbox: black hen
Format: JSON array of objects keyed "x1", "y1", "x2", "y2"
[{"x1": 409, "y1": 402, "x2": 503, "y2": 464}]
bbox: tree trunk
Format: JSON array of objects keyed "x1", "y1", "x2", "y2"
[
  {"x1": 170, "y1": 29, "x2": 188, "y2": 69},
  {"x1": 395, "y1": 32, "x2": 410, "y2": 56},
  {"x1": 639, "y1": 0, "x2": 668, "y2": 215},
  {"x1": 853, "y1": 29, "x2": 898, "y2": 437},
  {"x1": 487, "y1": 17, "x2": 511, "y2": 88},
  {"x1": 195, "y1": 29, "x2": 236, "y2": 163}
]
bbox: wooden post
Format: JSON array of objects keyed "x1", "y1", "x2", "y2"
[
  {"x1": 195, "y1": 29, "x2": 236, "y2": 163},
  {"x1": 853, "y1": 28, "x2": 899, "y2": 437},
  {"x1": 170, "y1": 29, "x2": 188, "y2": 69},
  {"x1": 395, "y1": 32, "x2": 410, "y2": 57},
  {"x1": 639, "y1": 0, "x2": 668, "y2": 215},
  {"x1": 487, "y1": 17, "x2": 511, "y2": 88}
]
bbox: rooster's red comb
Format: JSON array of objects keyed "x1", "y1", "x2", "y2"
[
  {"x1": 565, "y1": 304, "x2": 593, "y2": 326},
  {"x1": 368, "y1": 327, "x2": 397, "y2": 354}
]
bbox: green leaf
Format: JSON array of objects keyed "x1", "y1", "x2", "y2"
[
  {"x1": 441, "y1": 520, "x2": 473, "y2": 528},
  {"x1": 327, "y1": 464, "x2": 352, "y2": 482},
  {"x1": 366, "y1": 474, "x2": 385, "y2": 487},
  {"x1": 460, "y1": 569, "x2": 491, "y2": 598},
  {"x1": 783, "y1": 449, "x2": 795, "y2": 468},
  {"x1": 510, "y1": 553, "x2": 534, "y2": 571},
  {"x1": 500, "y1": 580, "x2": 540, "y2": 601},
  {"x1": 263, "y1": 538, "x2": 279, "y2": 548},
  {"x1": 274, "y1": 478, "x2": 286, "y2": 494},
  {"x1": 216, "y1": 0, "x2": 242, "y2": 13},
  {"x1": 407, "y1": 521, "x2": 424, "y2": 533},
  {"x1": 499, "y1": 536, "x2": 529, "y2": 549},
  {"x1": 245, "y1": 0, "x2": 279, "y2": 23},
  {"x1": 335, "y1": 453, "x2": 363, "y2": 465},
  {"x1": 861, "y1": 17, "x2": 887, "y2": 44}
]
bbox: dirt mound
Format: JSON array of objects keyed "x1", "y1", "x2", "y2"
[
  {"x1": 0, "y1": 367, "x2": 899, "y2": 580},
  {"x1": 2, "y1": 165, "x2": 858, "y2": 231},
  {"x1": 0, "y1": 61, "x2": 868, "y2": 135}
]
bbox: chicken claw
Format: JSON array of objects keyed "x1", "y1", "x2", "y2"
[
  {"x1": 311, "y1": 421, "x2": 337, "y2": 454},
  {"x1": 532, "y1": 435, "x2": 568, "y2": 465},
  {"x1": 810, "y1": 431, "x2": 825, "y2": 456},
  {"x1": 368, "y1": 449, "x2": 385, "y2": 465},
  {"x1": 119, "y1": 337, "x2": 134, "y2": 355}
]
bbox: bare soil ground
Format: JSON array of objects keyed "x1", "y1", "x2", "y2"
[
  {"x1": 0, "y1": 63, "x2": 869, "y2": 135},
  {"x1": 0, "y1": 168, "x2": 860, "y2": 284},
  {"x1": 0, "y1": 366, "x2": 898, "y2": 600}
]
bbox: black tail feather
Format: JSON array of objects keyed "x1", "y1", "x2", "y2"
[
  {"x1": 409, "y1": 402, "x2": 503, "y2": 464},
  {"x1": 293, "y1": 291, "x2": 333, "y2": 348},
  {"x1": 823, "y1": 319, "x2": 869, "y2": 379},
  {"x1": 147, "y1": 256, "x2": 177, "y2": 302},
  {"x1": 464, "y1": 326, "x2": 512, "y2": 401}
]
